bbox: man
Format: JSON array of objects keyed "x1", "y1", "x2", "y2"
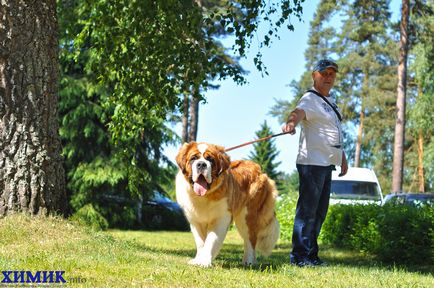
[{"x1": 282, "y1": 59, "x2": 348, "y2": 267}]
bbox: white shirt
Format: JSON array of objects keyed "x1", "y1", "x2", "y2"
[{"x1": 296, "y1": 89, "x2": 343, "y2": 166}]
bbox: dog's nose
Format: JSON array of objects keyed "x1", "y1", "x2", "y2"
[{"x1": 197, "y1": 161, "x2": 207, "y2": 171}]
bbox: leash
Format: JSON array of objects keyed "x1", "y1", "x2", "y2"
[{"x1": 225, "y1": 132, "x2": 289, "y2": 152}]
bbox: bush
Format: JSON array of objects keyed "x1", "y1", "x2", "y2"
[
  {"x1": 321, "y1": 204, "x2": 357, "y2": 248},
  {"x1": 70, "y1": 204, "x2": 109, "y2": 231},
  {"x1": 377, "y1": 204, "x2": 433, "y2": 264},
  {"x1": 322, "y1": 203, "x2": 434, "y2": 265},
  {"x1": 276, "y1": 193, "x2": 298, "y2": 243}
]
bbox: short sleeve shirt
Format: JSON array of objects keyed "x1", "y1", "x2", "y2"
[{"x1": 295, "y1": 88, "x2": 343, "y2": 166}]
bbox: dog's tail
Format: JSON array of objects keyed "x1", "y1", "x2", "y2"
[
  {"x1": 254, "y1": 174, "x2": 280, "y2": 257},
  {"x1": 256, "y1": 215, "x2": 280, "y2": 257}
]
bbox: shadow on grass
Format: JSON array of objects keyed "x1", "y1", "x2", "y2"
[
  {"x1": 110, "y1": 229, "x2": 433, "y2": 275},
  {"x1": 129, "y1": 235, "x2": 433, "y2": 275}
]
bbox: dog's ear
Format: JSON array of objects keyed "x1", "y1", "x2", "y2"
[
  {"x1": 176, "y1": 142, "x2": 196, "y2": 173},
  {"x1": 216, "y1": 145, "x2": 231, "y2": 175}
]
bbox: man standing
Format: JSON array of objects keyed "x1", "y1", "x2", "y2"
[{"x1": 282, "y1": 59, "x2": 348, "y2": 267}]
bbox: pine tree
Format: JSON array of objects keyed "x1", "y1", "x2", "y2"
[
  {"x1": 248, "y1": 121, "x2": 281, "y2": 181},
  {"x1": 392, "y1": 0, "x2": 410, "y2": 193}
]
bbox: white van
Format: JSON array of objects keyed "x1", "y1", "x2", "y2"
[{"x1": 330, "y1": 167, "x2": 383, "y2": 205}]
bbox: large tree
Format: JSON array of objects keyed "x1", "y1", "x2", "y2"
[
  {"x1": 337, "y1": 0, "x2": 395, "y2": 168},
  {"x1": 404, "y1": 0, "x2": 434, "y2": 192},
  {"x1": 58, "y1": 0, "x2": 306, "y2": 224},
  {"x1": 72, "y1": 0, "x2": 305, "y2": 142},
  {"x1": 0, "y1": 0, "x2": 67, "y2": 216},
  {"x1": 392, "y1": 0, "x2": 410, "y2": 192}
]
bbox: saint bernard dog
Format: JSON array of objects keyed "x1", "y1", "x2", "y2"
[{"x1": 175, "y1": 141, "x2": 280, "y2": 267}]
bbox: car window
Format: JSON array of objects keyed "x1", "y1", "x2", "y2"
[
  {"x1": 331, "y1": 180, "x2": 381, "y2": 201},
  {"x1": 152, "y1": 191, "x2": 173, "y2": 203},
  {"x1": 406, "y1": 195, "x2": 434, "y2": 207},
  {"x1": 392, "y1": 196, "x2": 406, "y2": 205}
]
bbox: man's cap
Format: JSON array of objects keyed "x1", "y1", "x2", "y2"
[{"x1": 313, "y1": 59, "x2": 339, "y2": 72}]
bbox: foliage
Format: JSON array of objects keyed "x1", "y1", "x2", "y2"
[
  {"x1": 71, "y1": 0, "x2": 305, "y2": 143},
  {"x1": 405, "y1": 0, "x2": 434, "y2": 191},
  {"x1": 322, "y1": 203, "x2": 434, "y2": 265},
  {"x1": 276, "y1": 170, "x2": 299, "y2": 197},
  {"x1": 58, "y1": 0, "x2": 181, "y2": 228},
  {"x1": 57, "y1": 0, "x2": 307, "y2": 226},
  {"x1": 70, "y1": 204, "x2": 109, "y2": 231},
  {"x1": 276, "y1": 193, "x2": 298, "y2": 243}
]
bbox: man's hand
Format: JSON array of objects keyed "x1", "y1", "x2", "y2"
[
  {"x1": 339, "y1": 151, "x2": 348, "y2": 177},
  {"x1": 282, "y1": 109, "x2": 305, "y2": 135},
  {"x1": 282, "y1": 122, "x2": 296, "y2": 135}
]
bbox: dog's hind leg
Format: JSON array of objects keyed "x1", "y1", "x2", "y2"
[{"x1": 234, "y1": 208, "x2": 257, "y2": 266}]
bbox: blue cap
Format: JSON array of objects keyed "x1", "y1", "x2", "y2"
[{"x1": 313, "y1": 59, "x2": 339, "y2": 72}]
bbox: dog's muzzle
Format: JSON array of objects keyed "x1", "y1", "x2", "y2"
[{"x1": 196, "y1": 161, "x2": 207, "y2": 173}]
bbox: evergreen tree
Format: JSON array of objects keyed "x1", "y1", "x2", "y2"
[
  {"x1": 58, "y1": 0, "x2": 178, "y2": 227},
  {"x1": 248, "y1": 121, "x2": 282, "y2": 182},
  {"x1": 336, "y1": 0, "x2": 397, "y2": 193}
]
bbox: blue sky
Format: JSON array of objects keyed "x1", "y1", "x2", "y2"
[{"x1": 164, "y1": 0, "x2": 401, "y2": 174}]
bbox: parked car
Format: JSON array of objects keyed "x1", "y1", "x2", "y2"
[
  {"x1": 330, "y1": 167, "x2": 383, "y2": 205},
  {"x1": 101, "y1": 190, "x2": 189, "y2": 230},
  {"x1": 143, "y1": 190, "x2": 190, "y2": 231},
  {"x1": 383, "y1": 192, "x2": 434, "y2": 207}
]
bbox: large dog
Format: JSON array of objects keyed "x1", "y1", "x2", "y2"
[{"x1": 175, "y1": 141, "x2": 279, "y2": 267}]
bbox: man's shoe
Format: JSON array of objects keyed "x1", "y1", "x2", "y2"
[
  {"x1": 291, "y1": 258, "x2": 315, "y2": 267},
  {"x1": 310, "y1": 257, "x2": 327, "y2": 266},
  {"x1": 291, "y1": 257, "x2": 327, "y2": 267}
]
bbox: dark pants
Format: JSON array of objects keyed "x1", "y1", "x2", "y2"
[{"x1": 290, "y1": 164, "x2": 334, "y2": 262}]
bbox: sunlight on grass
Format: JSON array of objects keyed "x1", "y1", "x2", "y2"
[{"x1": 0, "y1": 214, "x2": 432, "y2": 287}]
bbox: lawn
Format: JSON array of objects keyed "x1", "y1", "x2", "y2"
[{"x1": 0, "y1": 214, "x2": 432, "y2": 287}]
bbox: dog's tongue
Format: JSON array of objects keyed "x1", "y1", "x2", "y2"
[{"x1": 193, "y1": 176, "x2": 208, "y2": 196}]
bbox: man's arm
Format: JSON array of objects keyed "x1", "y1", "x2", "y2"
[{"x1": 282, "y1": 108, "x2": 306, "y2": 135}]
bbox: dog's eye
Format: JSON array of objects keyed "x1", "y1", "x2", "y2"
[
  {"x1": 189, "y1": 156, "x2": 198, "y2": 162},
  {"x1": 206, "y1": 156, "x2": 214, "y2": 163}
]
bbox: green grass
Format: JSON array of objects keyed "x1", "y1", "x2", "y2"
[{"x1": 0, "y1": 214, "x2": 433, "y2": 287}]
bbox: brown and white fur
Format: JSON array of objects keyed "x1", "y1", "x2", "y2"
[{"x1": 175, "y1": 142, "x2": 279, "y2": 267}]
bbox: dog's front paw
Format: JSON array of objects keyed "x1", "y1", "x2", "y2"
[
  {"x1": 243, "y1": 259, "x2": 257, "y2": 267},
  {"x1": 188, "y1": 257, "x2": 212, "y2": 267}
]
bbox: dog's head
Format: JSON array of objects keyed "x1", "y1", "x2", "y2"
[{"x1": 176, "y1": 142, "x2": 230, "y2": 196}]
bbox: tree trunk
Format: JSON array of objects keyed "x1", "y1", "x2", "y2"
[
  {"x1": 354, "y1": 109, "x2": 364, "y2": 167},
  {"x1": 0, "y1": 0, "x2": 67, "y2": 216},
  {"x1": 188, "y1": 90, "x2": 199, "y2": 142},
  {"x1": 392, "y1": 0, "x2": 409, "y2": 193},
  {"x1": 355, "y1": 71, "x2": 369, "y2": 168},
  {"x1": 181, "y1": 94, "x2": 189, "y2": 143},
  {"x1": 181, "y1": 0, "x2": 202, "y2": 143},
  {"x1": 417, "y1": 129, "x2": 425, "y2": 192}
]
